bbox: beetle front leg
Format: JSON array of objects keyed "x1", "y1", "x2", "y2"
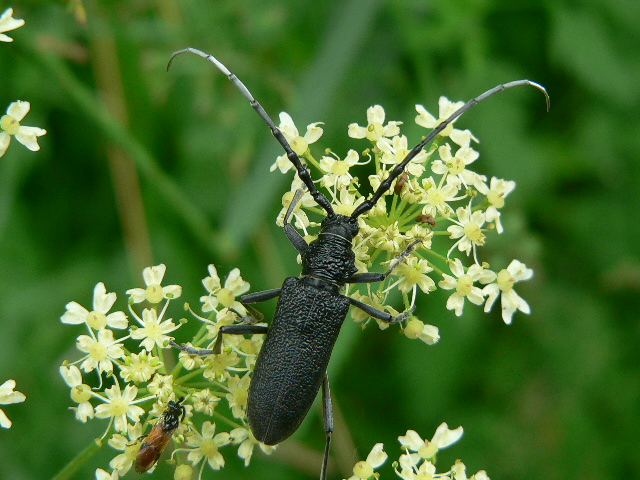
[
  {"x1": 229, "y1": 287, "x2": 283, "y2": 324},
  {"x1": 283, "y1": 188, "x2": 309, "y2": 255},
  {"x1": 344, "y1": 241, "x2": 420, "y2": 324}
]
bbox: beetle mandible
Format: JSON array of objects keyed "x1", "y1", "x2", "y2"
[{"x1": 168, "y1": 47, "x2": 549, "y2": 480}]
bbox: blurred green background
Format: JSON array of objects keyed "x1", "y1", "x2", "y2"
[{"x1": 1, "y1": 0, "x2": 639, "y2": 479}]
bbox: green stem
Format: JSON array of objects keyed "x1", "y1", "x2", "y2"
[
  {"x1": 173, "y1": 366, "x2": 210, "y2": 385},
  {"x1": 51, "y1": 438, "x2": 103, "y2": 480},
  {"x1": 210, "y1": 411, "x2": 245, "y2": 430},
  {"x1": 304, "y1": 150, "x2": 321, "y2": 171},
  {"x1": 419, "y1": 248, "x2": 449, "y2": 276},
  {"x1": 396, "y1": 203, "x2": 423, "y2": 228}
]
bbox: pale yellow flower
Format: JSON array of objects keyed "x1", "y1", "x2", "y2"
[
  {"x1": 0, "y1": 101, "x2": 46, "y2": 157},
  {"x1": 0, "y1": 8, "x2": 25, "y2": 42}
]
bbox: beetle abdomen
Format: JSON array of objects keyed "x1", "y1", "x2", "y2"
[{"x1": 247, "y1": 276, "x2": 349, "y2": 445}]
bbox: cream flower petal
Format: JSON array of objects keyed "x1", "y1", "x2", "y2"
[
  {"x1": 0, "y1": 379, "x2": 26, "y2": 404},
  {"x1": 162, "y1": 284, "x2": 182, "y2": 299},
  {"x1": 15, "y1": 126, "x2": 46, "y2": 151},
  {"x1": 0, "y1": 410, "x2": 11, "y2": 428},
  {"x1": 367, "y1": 105, "x2": 385, "y2": 124},
  {"x1": 143, "y1": 264, "x2": 166, "y2": 285},
  {"x1": 399, "y1": 430, "x2": 424, "y2": 450},
  {"x1": 432, "y1": 422, "x2": 463, "y2": 448},
  {"x1": 303, "y1": 122, "x2": 323, "y2": 143},
  {"x1": 93, "y1": 282, "x2": 116, "y2": 313},
  {"x1": 0, "y1": 132, "x2": 10, "y2": 157},
  {"x1": 278, "y1": 112, "x2": 299, "y2": 138},
  {"x1": 61, "y1": 301, "x2": 89, "y2": 324},
  {"x1": 106, "y1": 311, "x2": 127, "y2": 329},
  {"x1": 1, "y1": 8, "x2": 26, "y2": 32},
  {"x1": 0, "y1": 11, "x2": 25, "y2": 41},
  {"x1": 366, "y1": 443, "x2": 387, "y2": 468},
  {"x1": 60, "y1": 365, "x2": 83, "y2": 387},
  {"x1": 415, "y1": 104, "x2": 437, "y2": 128},
  {"x1": 348, "y1": 123, "x2": 367, "y2": 139},
  {"x1": 6, "y1": 101, "x2": 30, "y2": 122}
]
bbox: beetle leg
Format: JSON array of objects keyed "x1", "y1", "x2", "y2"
[
  {"x1": 346, "y1": 296, "x2": 415, "y2": 324},
  {"x1": 241, "y1": 288, "x2": 282, "y2": 304},
  {"x1": 220, "y1": 288, "x2": 282, "y2": 335},
  {"x1": 320, "y1": 373, "x2": 333, "y2": 480},
  {"x1": 345, "y1": 241, "x2": 419, "y2": 323},
  {"x1": 284, "y1": 188, "x2": 309, "y2": 255},
  {"x1": 178, "y1": 288, "x2": 281, "y2": 354},
  {"x1": 229, "y1": 305, "x2": 264, "y2": 324},
  {"x1": 346, "y1": 240, "x2": 422, "y2": 284},
  {"x1": 170, "y1": 324, "x2": 269, "y2": 356},
  {"x1": 231, "y1": 288, "x2": 282, "y2": 329},
  {"x1": 215, "y1": 324, "x2": 270, "y2": 353}
]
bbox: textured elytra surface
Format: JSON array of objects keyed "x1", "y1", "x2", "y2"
[{"x1": 247, "y1": 276, "x2": 350, "y2": 445}]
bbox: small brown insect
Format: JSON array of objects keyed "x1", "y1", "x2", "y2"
[
  {"x1": 394, "y1": 173, "x2": 410, "y2": 195},
  {"x1": 135, "y1": 397, "x2": 186, "y2": 473},
  {"x1": 415, "y1": 214, "x2": 437, "y2": 226}
]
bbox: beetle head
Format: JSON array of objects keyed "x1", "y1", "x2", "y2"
[{"x1": 319, "y1": 214, "x2": 359, "y2": 241}]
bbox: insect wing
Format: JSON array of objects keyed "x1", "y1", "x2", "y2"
[{"x1": 134, "y1": 421, "x2": 177, "y2": 473}]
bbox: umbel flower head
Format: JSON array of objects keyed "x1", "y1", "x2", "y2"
[
  {"x1": 59, "y1": 264, "x2": 274, "y2": 478},
  {"x1": 56, "y1": 99, "x2": 536, "y2": 477},
  {"x1": 272, "y1": 100, "x2": 535, "y2": 326},
  {"x1": 342, "y1": 423, "x2": 489, "y2": 480}
]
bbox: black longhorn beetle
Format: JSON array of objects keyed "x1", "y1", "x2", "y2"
[{"x1": 168, "y1": 47, "x2": 549, "y2": 480}]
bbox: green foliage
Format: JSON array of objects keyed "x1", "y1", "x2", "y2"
[{"x1": 0, "y1": 0, "x2": 638, "y2": 479}]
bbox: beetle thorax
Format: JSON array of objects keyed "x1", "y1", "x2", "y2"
[{"x1": 301, "y1": 214, "x2": 358, "y2": 286}]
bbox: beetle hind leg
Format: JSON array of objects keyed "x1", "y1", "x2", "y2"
[{"x1": 320, "y1": 374, "x2": 334, "y2": 480}]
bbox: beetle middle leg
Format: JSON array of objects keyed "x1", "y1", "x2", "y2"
[
  {"x1": 343, "y1": 239, "x2": 421, "y2": 324},
  {"x1": 171, "y1": 287, "x2": 282, "y2": 355},
  {"x1": 171, "y1": 323, "x2": 269, "y2": 356}
]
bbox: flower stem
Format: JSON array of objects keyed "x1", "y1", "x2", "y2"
[{"x1": 51, "y1": 438, "x2": 103, "y2": 480}]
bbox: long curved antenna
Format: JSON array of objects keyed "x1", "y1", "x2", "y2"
[
  {"x1": 350, "y1": 80, "x2": 549, "y2": 219},
  {"x1": 168, "y1": 48, "x2": 336, "y2": 217}
]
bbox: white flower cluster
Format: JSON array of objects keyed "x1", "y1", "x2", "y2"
[
  {"x1": 60, "y1": 264, "x2": 273, "y2": 479},
  {"x1": 272, "y1": 102, "x2": 534, "y2": 325},
  {"x1": 345, "y1": 423, "x2": 490, "y2": 480}
]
